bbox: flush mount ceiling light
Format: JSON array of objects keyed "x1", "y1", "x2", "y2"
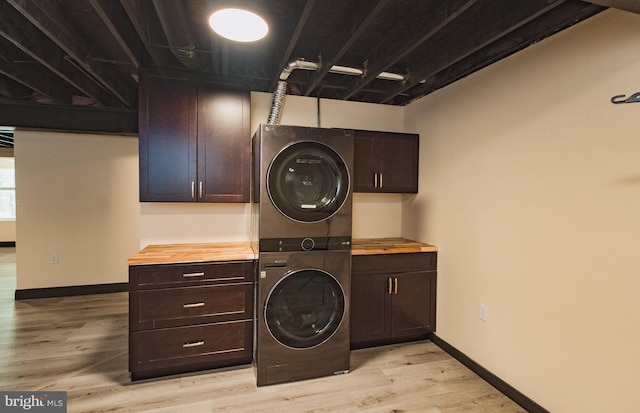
[{"x1": 209, "y1": 8, "x2": 268, "y2": 42}]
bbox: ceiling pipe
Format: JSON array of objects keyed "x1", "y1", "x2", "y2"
[
  {"x1": 152, "y1": 0, "x2": 201, "y2": 69},
  {"x1": 279, "y1": 59, "x2": 406, "y2": 82},
  {"x1": 267, "y1": 59, "x2": 406, "y2": 124}
]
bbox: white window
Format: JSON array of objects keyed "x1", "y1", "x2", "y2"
[{"x1": 0, "y1": 157, "x2": 15, "y2": 220}]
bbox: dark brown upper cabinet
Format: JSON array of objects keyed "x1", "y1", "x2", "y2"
[
  {"x1": 197, "y1": 79, "x2": 251, "y2": 203},
  {"x1": 138, "y1": 68, "x2": 250, "y2": 202},
  {"x1": 353, "y1": 130, "x2": 419, "y2": 193}
]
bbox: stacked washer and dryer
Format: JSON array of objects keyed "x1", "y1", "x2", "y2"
[{"x1": 252, "y1": 124, "x2": 354, "y2": 386}]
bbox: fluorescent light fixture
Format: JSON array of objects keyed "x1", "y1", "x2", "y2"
[{"x1": 209, "y1": 8, "x2": 268, "y2": 42}]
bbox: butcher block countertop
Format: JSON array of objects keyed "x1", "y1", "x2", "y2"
[
  {"x1": 127, "y1": 242, "x2": 257, "y2": 266},
  {"x1": 351, "y1": 237, "x2": 438, "y2": 255},
  {"x1": 128, "y1": 238, "x2": 437, "y2": 266}
]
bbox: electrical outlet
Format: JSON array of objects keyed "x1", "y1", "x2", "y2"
[
  {"x1": 49, "y1": 254, "x2": 59, "y2": 264},
  {"x1": 479, "y1": 304, "x2": 488, "y2": 322}
]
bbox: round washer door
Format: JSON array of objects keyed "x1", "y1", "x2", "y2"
[
  {"x1": 265, "y1": 269, "x2": 345, "y2": 349},
  {"x1": 267, "y1": 141, "x2": 349, "y2": 222}
]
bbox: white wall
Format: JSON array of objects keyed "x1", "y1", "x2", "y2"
[
  {"x1": 403, "y1": 9, "x2": 640, "y2": 413},
  {"x1": 15, "y1": 131, "x2": 140, "y2": 289}
]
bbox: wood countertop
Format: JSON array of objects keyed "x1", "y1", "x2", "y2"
[
  {"x1": 128, "y1": 238, "x2": 437, "y2": 266},
  {"x1": 351, "y1": 237, "x2": 438, "y2": 255},
  {"x1": 128, "y1": 242, "x2": 257, "y2": 266}
]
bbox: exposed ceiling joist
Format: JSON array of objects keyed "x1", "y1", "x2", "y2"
[
  {"x1": 269, "y1": 0, "x2": 318, "y2": 92},
  {"x1": 0, "y1": 75, "x2": 31, "y2": 100},
  {"x1": 6, "y1": 0, "x2": 136, "y2": 108},
  {"x1": 0, "y1": 0, "x2": 609, "y2": 132},
  {"x1": 0, "y1": 1, "x2": 122, "y2": 107},
  {"x1": 584, "y1": 0, "x2": 640, "y2": 14},
  {"x1": 379, "y1": 0, "x2": 570, "y2": 104},
  {"x1": 341, "y1": 0, "x2": 478, "y2": 100},
  {"x1": 303, "y1": 0, "x2": 391, "y2": 97},
  {"x1": 119, "y1": 0, "x2": 172, "y2": 68},
  {"x1": 404, "y1": 1, "x2": 605, "y2": 105},
  {"x1": 152, "y1": 0, "x2": 202, "y2": 70},
  {"x1": 0, "y1": 38, "x2": 73, "y2": 104},
  {"x1": 87, "y1": 0, "x2": 143, "y2": 69}
]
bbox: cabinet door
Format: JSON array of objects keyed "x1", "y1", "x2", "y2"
[
  {"x1": 353, "y1": 131, "x2": 419, "y2": 193},
  {"x1": 350, "y1": 272, "x2": 392, "y2": 345},
  {"x1": 197, "y1": 84, "x2": 250, "y2": 202},
  {"x1": 378, "y1": 133, "x2": 418, "y2": 193},
  {"x1": 139, "y1": 69, "x2": 197, "y2": 202},
  {"x1": 353, "y1": 133, "x2": 378, "y2": 192},
  {"x1": 391, "y1": 270, "x2": 436, "y2": 338}
]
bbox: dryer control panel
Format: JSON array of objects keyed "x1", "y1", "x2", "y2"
[{"x1": 259, "y1": 236, "x2": 351, "y2": 252}]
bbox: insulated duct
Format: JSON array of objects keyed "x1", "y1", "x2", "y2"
[
  {"x1": 267, "y1": 59, "x2": 406, "y2": 124},
  {"x1": 152, "y1": 0, "x2": 201, "y2": 69},
  {"x1": 268, "y1": 81, "x2": 287, "y2": 124}
]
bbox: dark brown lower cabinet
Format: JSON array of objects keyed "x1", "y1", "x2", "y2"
[
  {"x1": 350, "y1": 252, "x2": 437, "y2": 349},
  {"x1": 128, "y1": 260, "x2": 254, "y2": 380}
]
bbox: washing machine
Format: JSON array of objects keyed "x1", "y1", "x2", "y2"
[
  {"x1": 252, "y1": 124, "x2": 354, "y2": 252},
  {"x1": 254, "y1": 249, "x2": 351, "y2": 386}
]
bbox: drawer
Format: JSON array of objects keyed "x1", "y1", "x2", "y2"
[
  {"x1": 130, "y1": 283, "x2": 253, "y2": 331},
  {"x1": 352, "y1": 252, "x2": 437, "y2": 274},
  {"x1": 129, "y1": 320, "x2": 252, "y2": 374},
  {"x1": 129, "y1": 261, "x2": 254, "y2": 290}
]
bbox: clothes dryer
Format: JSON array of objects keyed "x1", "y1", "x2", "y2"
[
  {"x1": 252, "y1": 124, "x2": 354, "y2": 252},
  {"x1": 254, "y1": 250, "x2": 350, "y2": 386}
]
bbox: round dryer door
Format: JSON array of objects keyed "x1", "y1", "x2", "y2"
[
  {"x1": 265, "y1": 269, "x2": 345, "y2": 349},
  {"x1": 267, "y1": 141, "x2": 350, "y2": 222}
]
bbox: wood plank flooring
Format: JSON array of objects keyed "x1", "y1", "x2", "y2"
[{"x1": 0, "y1": 248, "x2": 526, "y2": 413}]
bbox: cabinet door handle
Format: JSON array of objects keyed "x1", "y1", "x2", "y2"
[
  {"x1": 393, "y1": 277, "x2": 398, "y2": 294},
  {"x1": 379, "y1": 172, "x2": 383, "y2": 189},
  {"x1": 388, "y1": 277, "x2": 393, "y2": 294},
  {"x1": 199, "y1": 181, "x2": 204, "y2": 199},
  {"x1": 182, "y1": 272, "x2": 205, "y2": 278},
  {"x1": 183, "y1": 302, "x2": 205, "y2": 308},
  {"x1": 191, "y1": 181, "x2": 195, "y2": 199},
  {"x1": 374, "y1": 173, "x2": 379, "y2": 188},
  {"x1": 183, "y1": 341, "x2": 205, "y2": 348}
]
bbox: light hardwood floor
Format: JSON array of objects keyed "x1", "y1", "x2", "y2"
[{"x1": 0, "y1": 248, "x2": 526, "y2": 412}]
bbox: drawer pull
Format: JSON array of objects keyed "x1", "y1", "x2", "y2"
[
  {"x1": 182, "y1": 272, "x2": 205, "y2": 278},
  {"x1": 183, "y1": 341, "x2": 205, "y2": 348},
  {"x1": 183, "y1": 302, "x2": 205, "y2": 308}
]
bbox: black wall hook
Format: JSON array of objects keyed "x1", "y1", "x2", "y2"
[{"x1": 611, "y1": 92, "x2": 640, "y2": 104}]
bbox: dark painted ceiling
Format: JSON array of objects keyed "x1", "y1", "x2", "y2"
[{"x1": 0, "y1": 0, "x2": 613, "y2": 144}]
